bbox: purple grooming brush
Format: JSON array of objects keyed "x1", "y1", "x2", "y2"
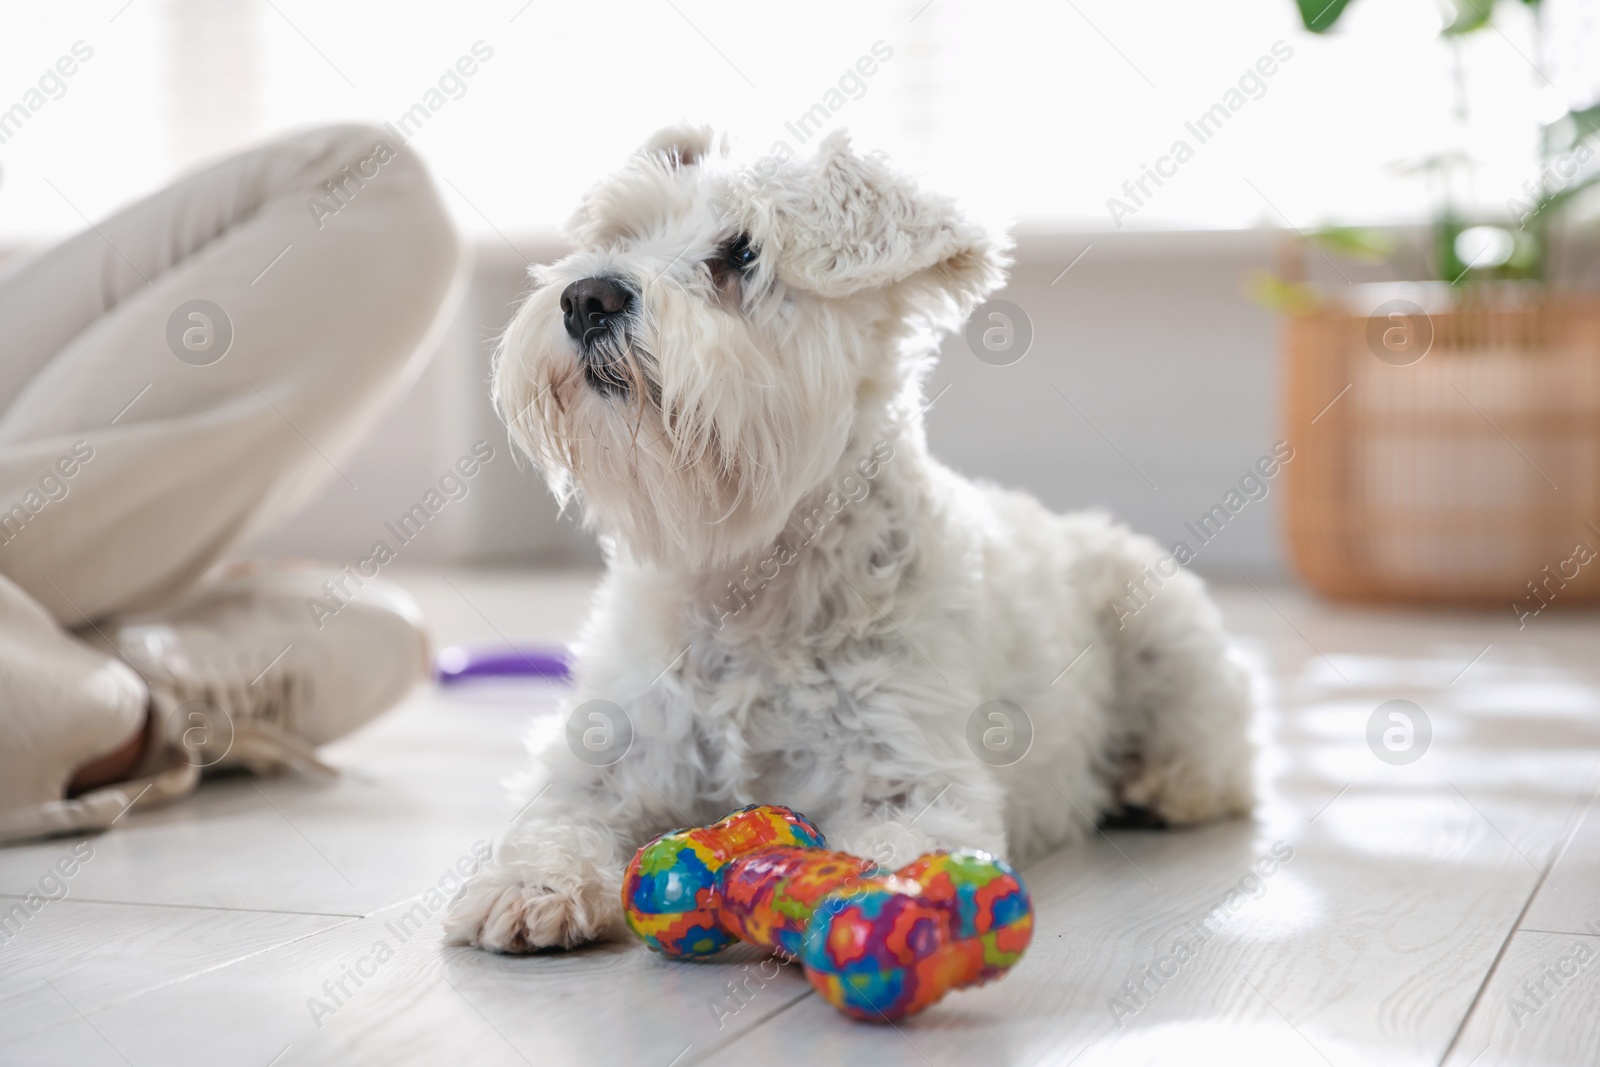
[{"x1": 435, "y1": 644, "x2": 572, "y2": 684}]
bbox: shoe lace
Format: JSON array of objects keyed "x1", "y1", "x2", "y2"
[{"x1": 164, "y1": 648, "x2": 334, "y2": 775}]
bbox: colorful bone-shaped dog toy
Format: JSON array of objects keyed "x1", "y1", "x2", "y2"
[{"x1": 621, "y1": 804, "x2": 1033, "y2": 1020}]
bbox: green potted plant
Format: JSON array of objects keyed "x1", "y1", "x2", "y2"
[
  {"x1": 1270, "y1": 0, "x2": 1600, "y2": 612},
  {"x1": 1259, "y1": 0, "x2": 1597, "y2": 294}
]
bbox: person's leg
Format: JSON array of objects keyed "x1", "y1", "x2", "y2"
[
  {"x1": 0, "y1": 123, "x2": 461, "y2": 621},
  {"x1": 0, "y1": 125, "x2": 461, "y2": 843}
]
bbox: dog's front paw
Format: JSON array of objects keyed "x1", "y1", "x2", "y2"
[{"x1": 444, "y1": 858, "x2": 624, "y2": 953}]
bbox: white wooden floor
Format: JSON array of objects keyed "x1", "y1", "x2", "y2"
[{"x1": 3, "y1": 569, "x2": 1598, "y2": 1067}]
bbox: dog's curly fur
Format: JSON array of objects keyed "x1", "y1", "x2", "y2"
[{"x1": 444, "y1": 125, "x2": 1254, "y2": 953}]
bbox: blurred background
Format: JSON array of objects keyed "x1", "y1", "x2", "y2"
[{"x1": 4, "y1": 0, "x2": 1599, "y2": 586}]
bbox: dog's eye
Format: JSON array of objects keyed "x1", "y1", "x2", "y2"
[
  {"x1": 705, "y1": 234, "x2": 758, "y2": 298},
  {"x1": 719, "y1": 234, "x2": 757, "y2": 273}
]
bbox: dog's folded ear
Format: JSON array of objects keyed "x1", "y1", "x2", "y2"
[{"x1": 734, "y1": 130, "x2": 1009, "y2": 325}]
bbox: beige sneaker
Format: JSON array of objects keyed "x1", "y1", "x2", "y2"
[
  {"x1": 100, "y1": 565, "x2": 430, "y2": 789},
  {"x1": 0, "y1": 574, "x2": 149, "y2": 845},
  {"x1": 0, "y1": 566, "x2": 430, "y2": 844}
]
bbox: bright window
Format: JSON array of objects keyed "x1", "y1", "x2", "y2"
[{"x1": 1, "y1": 0, "x2": 1595, "y2": 242}]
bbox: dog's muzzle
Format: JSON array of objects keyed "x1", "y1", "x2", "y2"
[{"x1": 560, "y1": 276, "x2": 636, "y2": 396}]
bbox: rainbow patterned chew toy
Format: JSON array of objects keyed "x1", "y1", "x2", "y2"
[{"x1": 621, "y1": 804, "x2": 1033, "y2": 1020}]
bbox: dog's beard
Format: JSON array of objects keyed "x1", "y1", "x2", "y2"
[
  {"x1": 494, "y1": 263, "x2": 872, "y2": 572},
  {"x1": 498, "y1": 310, "x2": 814, "y2": 571},
  {"x1": 574, "y1": 326, "x2": 657, "y2": 403}
]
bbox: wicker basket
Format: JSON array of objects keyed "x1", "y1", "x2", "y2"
[{"x1": 1283, "y1": 284, "x2": 1600, "y2": 611}]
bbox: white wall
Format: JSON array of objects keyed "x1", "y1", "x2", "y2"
[
  {"x1": 244, "y1": 228, "x2": 1309, "y2": 578},
  {"x1": 923, "y1": 229, "x2": 1290, "y2": 578}
]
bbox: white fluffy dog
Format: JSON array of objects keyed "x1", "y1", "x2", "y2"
[{"x1": 444, "y1": 125, "x2": 1254, "y2": 953}]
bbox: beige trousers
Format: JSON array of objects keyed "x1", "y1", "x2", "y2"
[{"x1": 0, "y1": 125, "x2": 461, "y2": 841}]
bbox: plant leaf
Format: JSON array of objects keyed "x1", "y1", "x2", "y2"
[
  {"x1": 1441, "y1": 3, "x2": 1491, "y2": 35},
  {"x1": 1295, "y1": 0, "x2": 1356, "y2": 32},
  {"x1": 1548, "y1": 103, "x2": 1600, "y2": 149},
  {"x1": 1309, "y1": 227, "x2": 1397, "y2": 264},
  {"x1": 1242, "y1": 269, "x2": 1320, "y2": 314}
]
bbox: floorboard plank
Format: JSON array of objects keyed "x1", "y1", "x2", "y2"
[
  {"x1": 1519, "y1": 795, "x2": 1600, "y2": 938},
  {"x1": 1442, "y1": 929, "x2": 1600, "y2": 1067},
  {"x1": 0, "y1": 897, "x2": 349, "y2": 1043},
  {"x1": 8, "y1": 904, "x2": 817, "y2": 1066}
]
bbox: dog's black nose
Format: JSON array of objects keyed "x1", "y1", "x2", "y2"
[{"x1": 561, "y1": 277, "x2": 632, "y2": 341}]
